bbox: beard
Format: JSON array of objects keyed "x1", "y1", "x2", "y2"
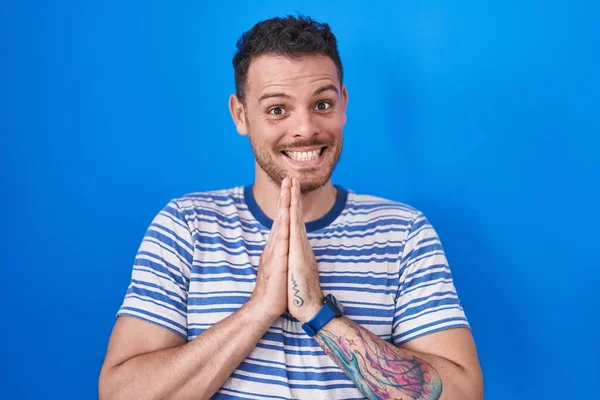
[{"x1": 247, "y1": 129, "x2": 343, "y2": 194}]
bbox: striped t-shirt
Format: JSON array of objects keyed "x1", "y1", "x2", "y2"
[{"x1": 117, "y1": 185, "x2": 469, "y2": 400}]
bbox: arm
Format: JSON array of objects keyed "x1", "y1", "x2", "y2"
[
  {"x1": 100, "y1": 180, "x2": 293, "y2": 399},
  {"x1": 285, "y1": 178, "x2": 482, "y2": 399},
  {"x1": 98, "y1": 301, "x2": 274, "y2": 400},
  {"x1": 313, "y1": 317, "x2": 483, "y2": 400}
]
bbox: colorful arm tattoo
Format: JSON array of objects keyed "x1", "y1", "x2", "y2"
[{"x1": 315, "y1": 321, "x2": 442, "y2": 400}]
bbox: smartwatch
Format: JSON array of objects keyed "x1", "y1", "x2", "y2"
[{"x1": 301, "y1": 294, "x2": 344, "y2": 337}]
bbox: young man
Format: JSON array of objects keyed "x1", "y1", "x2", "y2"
[{"x1": 99, "y1": 15, "x2": 483, "y2": 400}]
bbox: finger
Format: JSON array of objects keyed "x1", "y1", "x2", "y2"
[
  {"x1": 295, "y1": 179, "x2": 308, "y2": 237},
  {"x1": 290, "y1": 178, "x2": 303, "y2": 244},
  {"x1": 273, "y1": 177, "x2": 291, "y2": 257},
  {"x1": 265, "y1": 177, "x2": 290, "y2": 250},
  {"x1": 270, "y1": 179, "x2": 286, "y2": 235}
]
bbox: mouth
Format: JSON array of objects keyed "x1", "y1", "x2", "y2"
[{"x1": 281, "y1": 146, "x2": 326, "y2": 163}]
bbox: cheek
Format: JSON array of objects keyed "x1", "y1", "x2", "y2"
[
  {"x1": 319, "y1": 115, "x2": 344, "y2": 137},
  {"x1": 253, "y1": 123, "x2": 288, "y2": 150},
  {"x1": 249, "y1": 115, "x2": 281, "y2": 138}
]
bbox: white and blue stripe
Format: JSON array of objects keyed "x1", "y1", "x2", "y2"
[{"x1": 117, "y1": 185, "x2": 469, "y2": 399}]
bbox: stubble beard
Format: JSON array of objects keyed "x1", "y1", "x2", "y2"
[{"x1": 247, "y1": 129, "x2": 343, "y2": 194}]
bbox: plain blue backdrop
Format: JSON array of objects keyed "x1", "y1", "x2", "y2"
[{"x1": 2, "y1": 1, "x2": 599, "y2": 399}]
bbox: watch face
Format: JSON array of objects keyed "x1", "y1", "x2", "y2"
[{"x1": 326, "y1": 294, "x2": 344, "y2": 314}]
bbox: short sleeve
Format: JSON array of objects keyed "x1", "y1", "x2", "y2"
[
  {"x1": 116, "y1": 199, "x2": 193, "y2": 339},
  {"x1": 392, "y1": 212, "x2": 469, "y2": 345}
]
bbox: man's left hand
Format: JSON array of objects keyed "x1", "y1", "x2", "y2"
[{"x1": 287, "y1": 177, "x2": 324, "y2": 323}]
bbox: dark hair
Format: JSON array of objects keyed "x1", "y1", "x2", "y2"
[{"x1": 232, "y1": 15, "x2": 343, "y2": 103}]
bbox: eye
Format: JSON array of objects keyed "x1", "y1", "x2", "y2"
[
  {"x1": 268, "y1": 106, "x2": 285, "y2": 116},
  {"x1": 315, "y1": 101, "x2": 332, "y2": 111}
]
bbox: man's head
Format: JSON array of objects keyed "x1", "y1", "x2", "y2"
[{"x1": 229, "y1": 15, "x2": 348, "y2": 194}]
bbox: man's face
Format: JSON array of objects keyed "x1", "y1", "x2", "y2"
[{"x1": 235, "y1": 54, "x2": 348, "y2": 193}]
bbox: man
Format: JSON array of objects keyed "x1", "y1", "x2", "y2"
[{"x1": 98, "y1": 15, "x2": 483, "y2": 400}]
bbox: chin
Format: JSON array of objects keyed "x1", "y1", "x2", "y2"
[
  {"x1": 264, "y1": 168, "x2": 329, "y2": 194},
  {"x1": 280, "y1": 165, "x2": 332, "y2": 194},
  {"x1": 255, "y1": 146, "x2": 340, "y2": 193},
  {"x1": 298, "y1": 177, "x2": 330, "y2": 194}
]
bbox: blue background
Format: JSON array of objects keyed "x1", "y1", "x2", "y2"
[{"x1": 2, "y1": 1, "x2": 599, "y2": 399}]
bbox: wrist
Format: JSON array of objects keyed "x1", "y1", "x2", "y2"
[
  {"x1": 297, "y1": 298, "x2": 325, "y2": 323},
  {"x1": 242, "y1": 297, "x2": 281, "y2": 327},
  {"x1": 300, "y1": 294, "x2": 345, "y2": 337}
]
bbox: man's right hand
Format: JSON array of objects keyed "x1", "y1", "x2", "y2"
[
  {"x1": 248, "y1": 177, "x2": 291, "y2": 322},
  {"x1": 101, "y1": 182, "x2": 295, "y2": 400}
]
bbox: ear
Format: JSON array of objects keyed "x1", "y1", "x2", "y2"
[
  {"x1": 341, "y1": 84, "x2": 349, "y2": 125},
  {"x1": 229, "y1": 94, "x2": 248, "y2": 136}
]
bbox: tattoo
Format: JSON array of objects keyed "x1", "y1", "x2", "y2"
[
  {"x1": 291, "y1": 273, "x2": 304, "y2": 307},
  {"x1": 316, "y1": 324, "x2": 442, "y2": 400}
]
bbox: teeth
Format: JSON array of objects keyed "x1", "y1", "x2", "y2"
[{"x1": 284, "y1": 148, "x2": 322, "y2": 161}]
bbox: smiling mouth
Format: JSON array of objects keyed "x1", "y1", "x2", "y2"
[{"x1": 281, "y1": 147, "x2": 326, "y2": 161}]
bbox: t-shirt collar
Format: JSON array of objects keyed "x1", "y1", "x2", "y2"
[{"x1": 243, "y1": 184, "x2": 348, "y2": 233}]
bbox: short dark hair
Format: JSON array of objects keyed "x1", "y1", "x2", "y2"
[{"x1": 232, "y1": 15, "x2": 343, "y2": 103}]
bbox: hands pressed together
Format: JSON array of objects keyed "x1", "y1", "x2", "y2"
[{"x1": 249, "y1": 177, "x2": 324, "y2": 324}]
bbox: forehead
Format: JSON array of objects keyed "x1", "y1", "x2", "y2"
[{"x1": 246, "y1": 54, "x2": 340, "y2": 98}]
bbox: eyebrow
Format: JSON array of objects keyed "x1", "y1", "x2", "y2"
[
  {"x1": 313, "y1": 83, "x2": 339, "y2": 96},
  {"x1": 258, "y1": 92, "x2": 291, "y2": 103},
  {"x1": 258, "y1": 84, "x2": 340, "y2": 103}
]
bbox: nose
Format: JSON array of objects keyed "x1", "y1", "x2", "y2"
[{"x1": 291, "y1": 109, "x2": 319, "y2": 139}]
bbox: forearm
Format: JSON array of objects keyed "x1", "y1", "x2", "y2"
[
  {"x1": 314, "y1": 317, "x2": 480, "y2": 400},
  {"x1": 100, "y1": 301, "x2": 273, "y2": 400}
]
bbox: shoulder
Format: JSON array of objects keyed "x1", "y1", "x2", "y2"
[
  {"x1": 343, "y1": 188, "x2": 424, "y2": 225},
  {"x1": 168, "y1": 186, "x2": 245, "y2": 214},
  {"x1": 150, "y1": 186, "x2": 246, "y2": 231}
]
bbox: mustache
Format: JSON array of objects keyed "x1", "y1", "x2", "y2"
[{"x1": 276, "y1": 138, "x2": 331, "y2": 151}]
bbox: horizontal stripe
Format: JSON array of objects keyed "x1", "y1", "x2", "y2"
[
  {"x1": 244, "y1": 356, "x2": 340, "y2": 372},
  {"x1": 398, "y1": 265, "x2": 452, "y2": 293},
  {"x1": 145, "y1": 227, "x2": 193, "y2": 265},
  {"x1": 229, "y1": 372, "x2": 357, "y2": 391},
  {"x1": 117, "y1": 186, "x2": 468, "y2": 399},
  {"x1": 186, "y1": 211, "x2": 410, "y2": 238},
  {"x1": 396, "y1": 290, "x2": 460, "y2": 315},
  {"x1": 215, "y1": 388, "x2": 291, "y2": 400},
  {"x1": 236, "y1": 360, "x2": 348, "y2": 382},
  {"x1": 129, "y1": 279, "x2": 187, "y2": 308},
  {"x1": 159, "y1": 205, "x2": 191, "y2": 230},
  {"x1": 117, "y1": 307, "x2": 187, "y2": 336},
  {"x1": 397, "y1": 304, "x2": 464, "y2": 325},
  {"x1": 400, "y1": 242, "x2": 444, "y2": 265},
  {"x1": 141, "y1": 237, "x2": 193, "y2": 271},
  {"x1": 401, "y1": 278, "x2": 456, "y2": 298},
  {"x1": 394, "y1": 322, "x2": 470, "y2": 346},
  {"x1": 134, "y1": 256, "x2": 188, "y2": 288},
  {"x1": 125, "y1": 293, "x2": 187, "y2": 319},
  {"x1": 193, "y1": 235, "x2": 404, "y2": 256},
  {"x1": 399, "y1": 316, "x2": 469, "y2": 339}
]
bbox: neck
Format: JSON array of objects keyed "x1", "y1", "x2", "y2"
[{"x1": 252, "y1": 169, "x2": 337, "y2": 224}]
